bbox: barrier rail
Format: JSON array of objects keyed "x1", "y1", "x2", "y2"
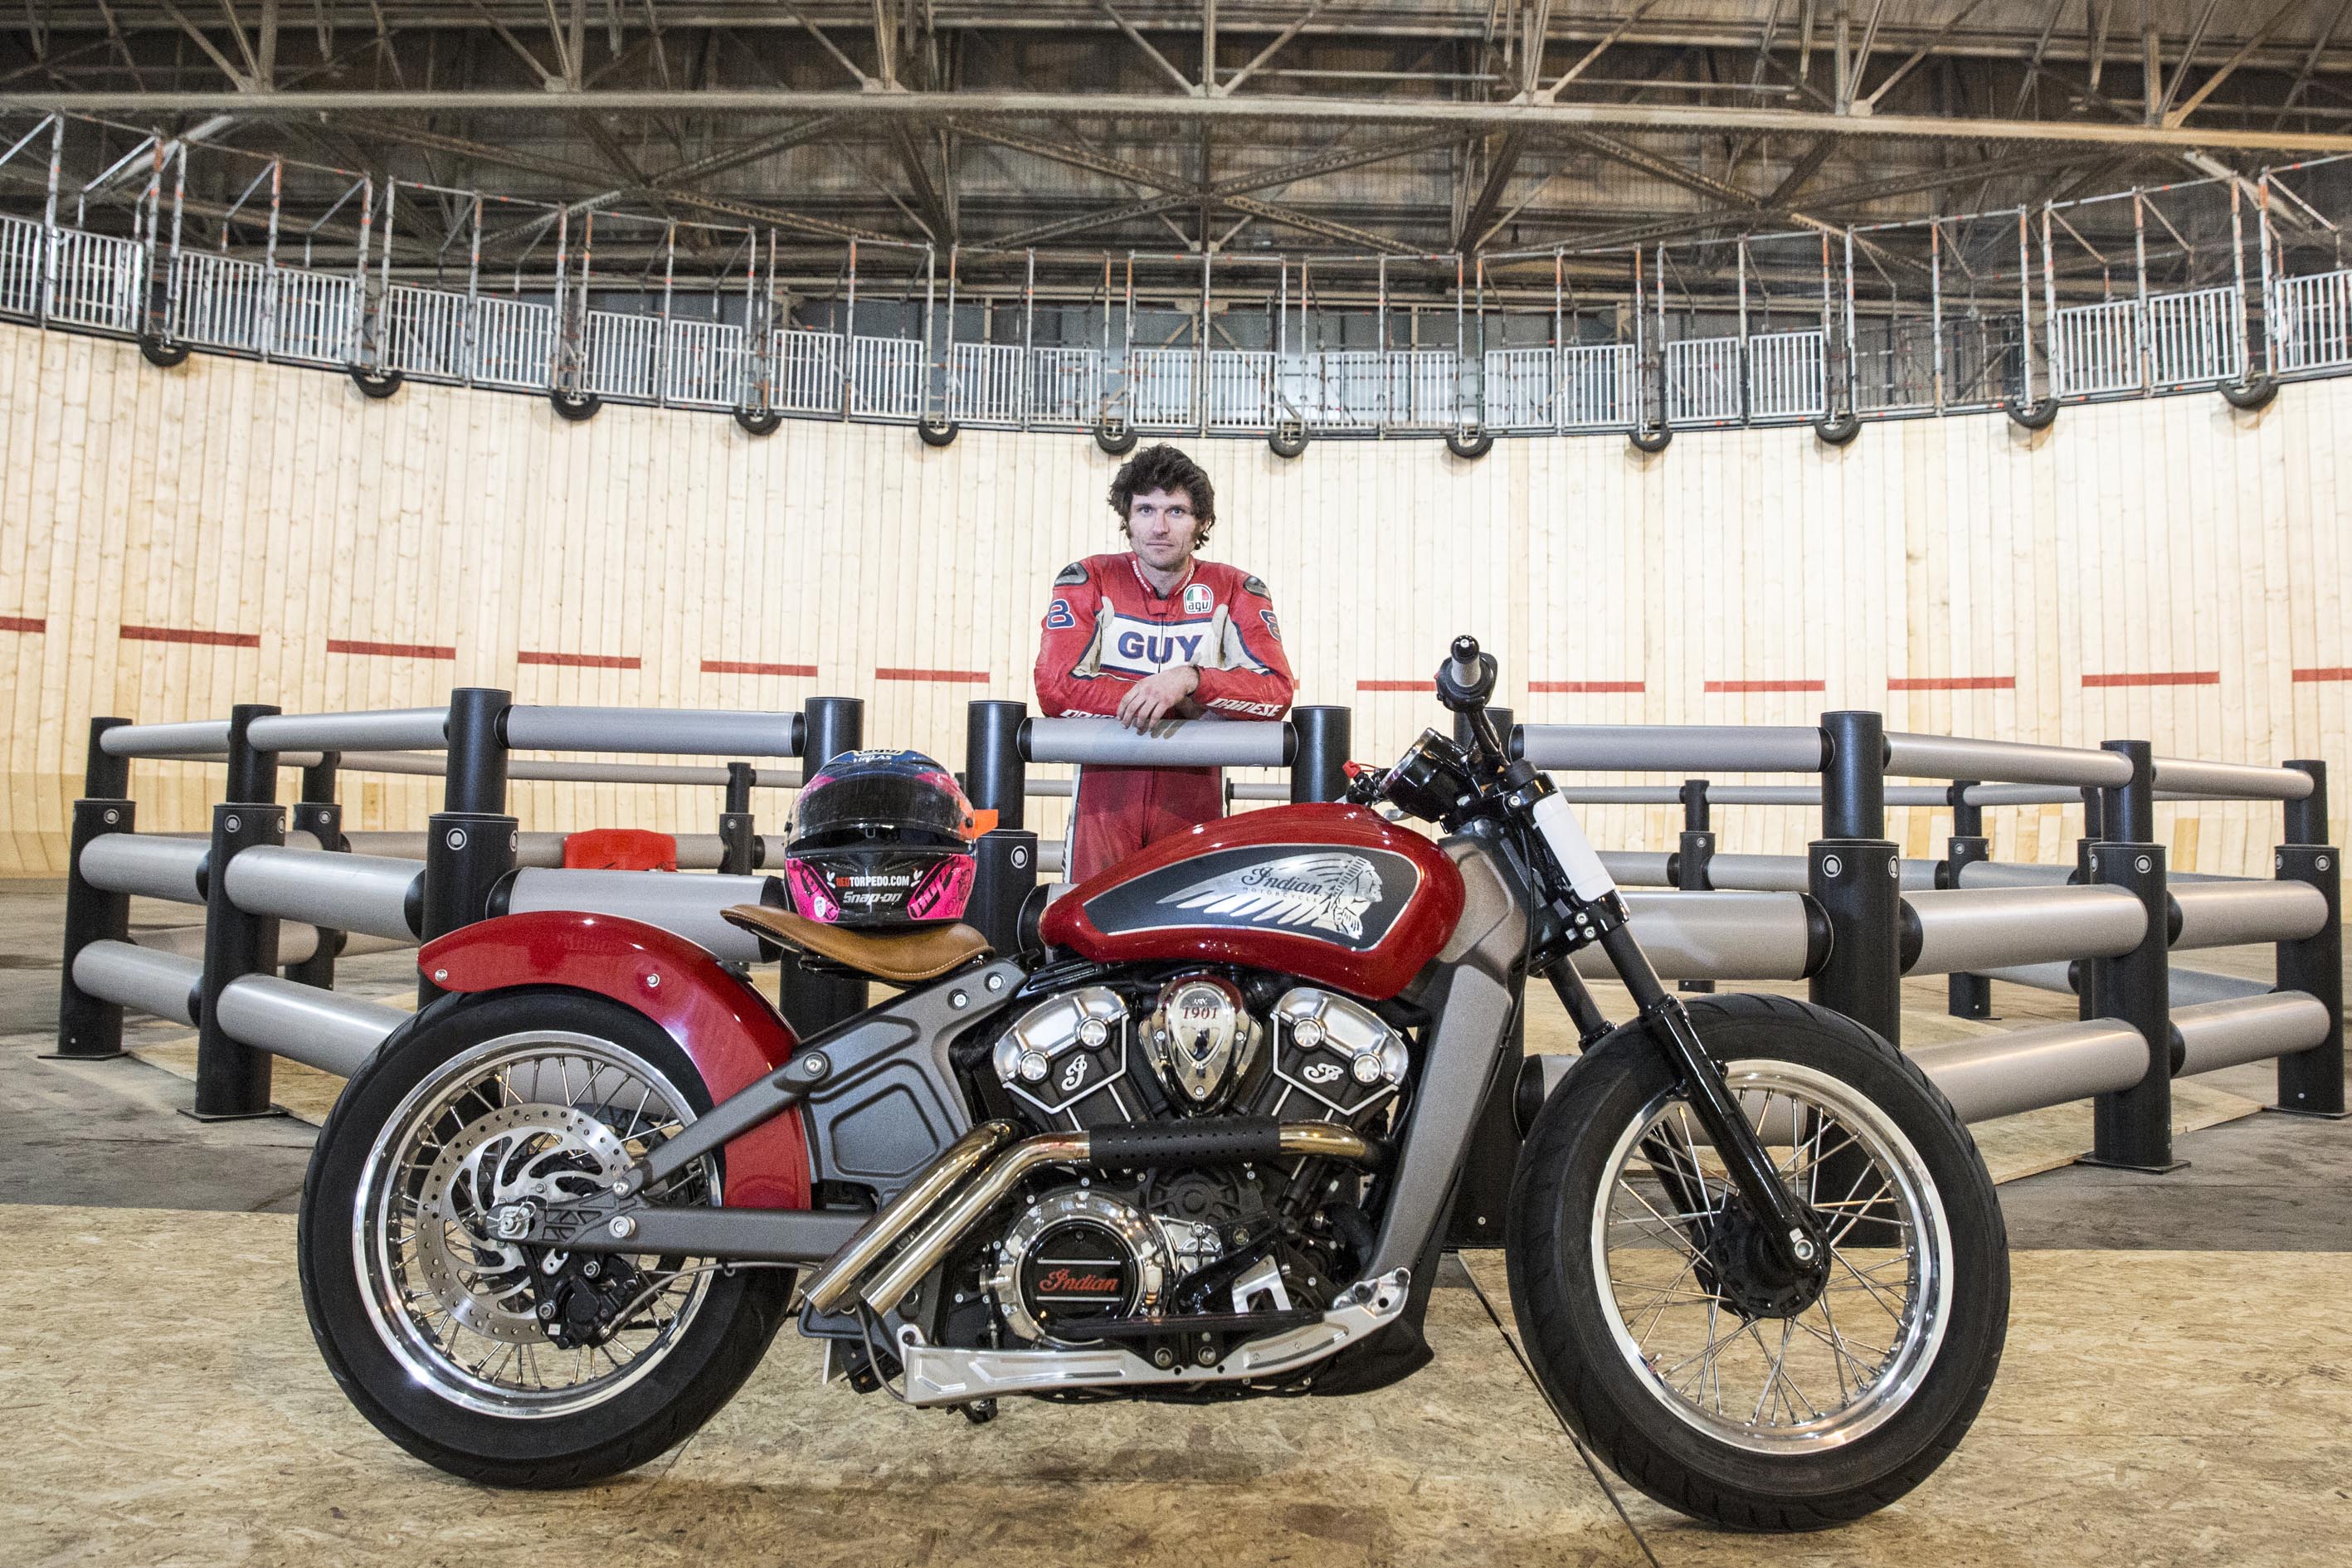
[
  {"x1": 47, "y1": 692, "x2": 2343, "y2": 1181},
  {"x1": 1507, "y1": 711, "x2": 2342, "y2": 1163},
  {"x1": 51, "y1": 689, "x2": 863, "y2": 1113}
]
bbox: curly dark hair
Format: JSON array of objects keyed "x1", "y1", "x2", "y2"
[{"x1": 1108, "y1": 443, "x2": 1216, "y2": 549}]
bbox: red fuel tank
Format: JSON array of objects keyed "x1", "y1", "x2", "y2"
[{"x1": 1038, "y1": 804, "x2": 1466, "y2": 1001}]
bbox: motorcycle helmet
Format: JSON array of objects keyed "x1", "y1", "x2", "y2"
[{"x1": 783, "y1": 748, "x2": 980, "y2": 927}]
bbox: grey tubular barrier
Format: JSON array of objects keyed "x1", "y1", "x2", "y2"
[
  {"x1": 1516, "y1": 724, "x2": 1825, "y2": 773},
  {"x1": 1023, "y1": 717, "x2": 1293, "y2": 768},
  {"x1": 1977, "y1": 961, "x2": 2274, "y2": 1006},
  {"x1": 1026, "y1": 777, "x2": 1077, "y2": 798},
  {"x1": 2150, "y1": 757, "x2": 2316, "y2": 801},
  {"x1": 1883, "y1": 732, "x2": 2134, "y2": 788},
  {"x1": 1599, "y1": 850, "x2": 1673, "y2": 886},
  {"x1": 99, "y1": 719, "x2": 233, "y2": 758},
  {"x1": 1696, "y1": 854, "x2": 1811, "y2": 892},
  {"x1": 2167, "y1": 880, "x2": 2331, "y2": 949},
  {"x1": 1906, "y1": 1020, "x2": 2151, "y2": 1123},
  {"x1": 1038, "y1": 840, "x2": 1066, "y2": 876},
  {"x1": 221, "y1": 847, "x2": 422, "y2": 942},
  {"x1": 1899, "y1": 885, "x2": 2147, "y2": 976},
  {"x1": 337, "y1": 751, "x2": 808, "y2": 789},
  {"x1": 497, "y1": 869, "x2": 786, "y2": 963},
  {"x1": 134, "y1": 922, "x2": 324, "y2": 966},
  {"x1": 1229, "y1": 780, "x2": 1292, "y2": 802},
  {"x1": 79, "y1": 835, "x2": 207, "y2": 903},
  {"x1": 212, "y1": 975, "x2": 407, "y2": 1079},
  {"x1": 343, "y1": 830, "x2": 568, "y2": 866},
  {"x1": 246, "y1": 709, "x2": 448, "y2": 753},
  {"x1": 502, "y1": 705, "x2": 803, "y2": 758},
  {"x1": 1955, "y1": 859, "x2": 2072, "y2": 889},
  {"x1": 1567, "y1": 891, "x2": 1820, "y2": 982},
  {"x1": 71, "y1": 940, "x2": 200, "y2": 1025},
  {"x1": 2171, "y1": 992, "x2": 2334, "y2": 1076}
]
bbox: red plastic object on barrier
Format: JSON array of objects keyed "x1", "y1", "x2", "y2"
[{"x1": 563, "y1": 827, "x2": 678, "y2": 872}]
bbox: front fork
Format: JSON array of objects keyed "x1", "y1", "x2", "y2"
[{"x1": 1542, "y1": 912, "x2": 1829, "y2": 1279}]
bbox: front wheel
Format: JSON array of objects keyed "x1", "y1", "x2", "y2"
[
  {"x1": 298, "y1": 988, "x2": 795, "y2": 1487},
  {"x1": 1507, "y1": 992, "x2": 2009, "y2": 1531}
]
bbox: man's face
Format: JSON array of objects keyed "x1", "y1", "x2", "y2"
[{"x1": 1125, "y1": 487, "x2": 1198, "y2": 572}]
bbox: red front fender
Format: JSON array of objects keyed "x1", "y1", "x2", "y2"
[{"x1": 418, "y1": 911, "x2": 812, "y2": 1210}]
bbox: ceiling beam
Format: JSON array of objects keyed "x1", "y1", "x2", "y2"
[{"x1": 13, "y1": 88, "x2": 2352, "y2": 156}]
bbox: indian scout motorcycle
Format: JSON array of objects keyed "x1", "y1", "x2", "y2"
[{"x1": 297, "y1": 638, "x2": 2009, "y2": 1531}]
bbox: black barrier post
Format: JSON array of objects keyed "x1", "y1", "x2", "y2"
[
  {"x1": 778, "y1": 696, "x2": 869, "y2": 1036},
  {"x1": 1810, "y1": 712, "x2": 1901, "y2": 1046},
  {"x1": 2274, "y1": 761, "x2": 2345, "y2": 1118},
  {"x1": 1677, "y1": 779, "x2": 1716, "y2": 994},
  {"x1": 1449, "y1": 702, "x2": 1519, "y2": 1249},
  {"x1": 964, "y1": 700, "x2": 1038, "y2": 957},
  {"x1": 2084, "y1": 740, "x2": 2181, "y2": 1171},
  {"x1": 1945, "y1": 782, "x2": 1992, "y2": 1018},
  {"x1": 189, "y1": 704, "x2": 284, "y2": 1120},
  {"x1": 1809, "y1": 712, "x2": 1900, "y2": 1244},
  {"x1": 285, "y1": 753, "x2": 345, "y2": 991},
  {"x1": 718, "y1": 762, "x2": 760, "y2": 875},
  {"x1": 52, "y1": 718, "x2": 135, "y2": 1060},
  {"x1": 418, "y1": 688, "x2": 516, "y2": 1006},
  {"x1": 1289, "y1": 706, "x2": 1352, "y2": 803}
]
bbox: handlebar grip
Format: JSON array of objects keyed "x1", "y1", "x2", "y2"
[{"x1": 1447, "y1": 635, "x2": 1482, "y2": 691}]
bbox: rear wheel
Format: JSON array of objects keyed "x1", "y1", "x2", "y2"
[
  {"x1": 298, "y1": 988, "x2": 795, "y2": 1487},
  {"x1": 1506, "y1": 992, "x2": 2008, "y2": 1530}
]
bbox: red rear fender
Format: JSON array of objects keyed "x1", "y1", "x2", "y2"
[{"x1": 418, "y1": 911, "x2": 811, "y2": 1210}]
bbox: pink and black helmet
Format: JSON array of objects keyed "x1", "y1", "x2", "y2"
[{"x1": 782, "y1": 748, "x2": 978, "y2": 927}]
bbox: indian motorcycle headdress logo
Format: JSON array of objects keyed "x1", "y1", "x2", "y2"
[{"x1": 1156, "y1": 853, "x2": 1385, "y2": 941}]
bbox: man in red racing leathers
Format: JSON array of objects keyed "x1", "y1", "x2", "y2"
[{"x1": 1035, "y1": 444, "x2": 1297, "y2": 884}]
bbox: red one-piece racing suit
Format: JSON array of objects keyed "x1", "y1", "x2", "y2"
[{"x1": 1034, "y1": 553, "x2": 1298, "y2": 884}]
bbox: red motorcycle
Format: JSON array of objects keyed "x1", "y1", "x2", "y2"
[{"x1": 299, "y1": 637, "x2": 2008, "y2": 1530}]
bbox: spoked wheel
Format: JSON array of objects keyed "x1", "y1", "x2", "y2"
[
  {"x1": 299, "y1": 988, "x2": 794, "y2": 1486},
  {"x1": 1507, "y1": 992, "x2": 2008, "y2": 1531}
]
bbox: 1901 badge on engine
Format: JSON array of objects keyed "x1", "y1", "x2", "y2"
[{"x1": 1146, "y1": 973, "x2": 1261, "y2": 1110}]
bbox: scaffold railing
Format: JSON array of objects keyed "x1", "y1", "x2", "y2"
[{"x1": 7, "y1": 112, "x2": 2352, "y2": 443}]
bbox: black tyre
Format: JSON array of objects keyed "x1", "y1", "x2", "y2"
[
  {"x1": 349, "y1": 365, "x2": 403, "y2": 400},
  {"x1": 2005, "y1": 396, "x2": 2057, "y2": 431},
  {"x1": 298, "y1": 987, "x2": 795, "y2": 1488},
  {"x1": 1628, "y1": 424, "x2": 1673, "y2": 455},
  {"x1": 735, "y1": 406, "x2": 784, "y2": 436},
  {"x1": 550, "y1": 387, "x2": 602, "y2": 423},
  {"x1": 1506, "y1": 992, "x2": 2009, "y2": 1531},
  {"x1": 2221, "y1": 373, "x2": 2277, "y2": 411},
  {"x1": 1093, "y1": 418, "x2": 1138, "y2": 455}
]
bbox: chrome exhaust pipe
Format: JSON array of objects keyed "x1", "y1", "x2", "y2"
[
  {"x1": 858, "y1": 1121, "x2": 1384, "y2": 1320},
  {"x1": 804, "y1": 1119, "x2": 1020, "y2": 1316}
]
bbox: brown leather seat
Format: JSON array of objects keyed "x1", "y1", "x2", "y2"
[{"x1": 723, "y1": 905, "x2": 993, "y2": 985}]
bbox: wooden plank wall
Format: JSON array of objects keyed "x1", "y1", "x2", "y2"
[{"x1": 1, "y1": 319, "x2": 2344, "y2": 878}]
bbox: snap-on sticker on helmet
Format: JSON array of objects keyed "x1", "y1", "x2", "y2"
[{"x1": 784, "y1": 748, "x2": 976, "y2": 927}]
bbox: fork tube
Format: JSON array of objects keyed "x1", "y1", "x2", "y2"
[{"x1": 1599, "y1": 923, "x2": 1822, "y2": 1272}]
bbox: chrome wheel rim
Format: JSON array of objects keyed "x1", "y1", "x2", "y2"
[
  {"x1": 1589, "y1": 1059, "x2": 1953, "y2": 1454},
  {"x1": 353, "y1": 1030, "x2": 718, "y2": 1419}
]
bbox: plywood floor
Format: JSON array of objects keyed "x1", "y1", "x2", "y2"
[{"x1": 0, "y1": 1203, "x2": 2342, "y2": 1568}]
